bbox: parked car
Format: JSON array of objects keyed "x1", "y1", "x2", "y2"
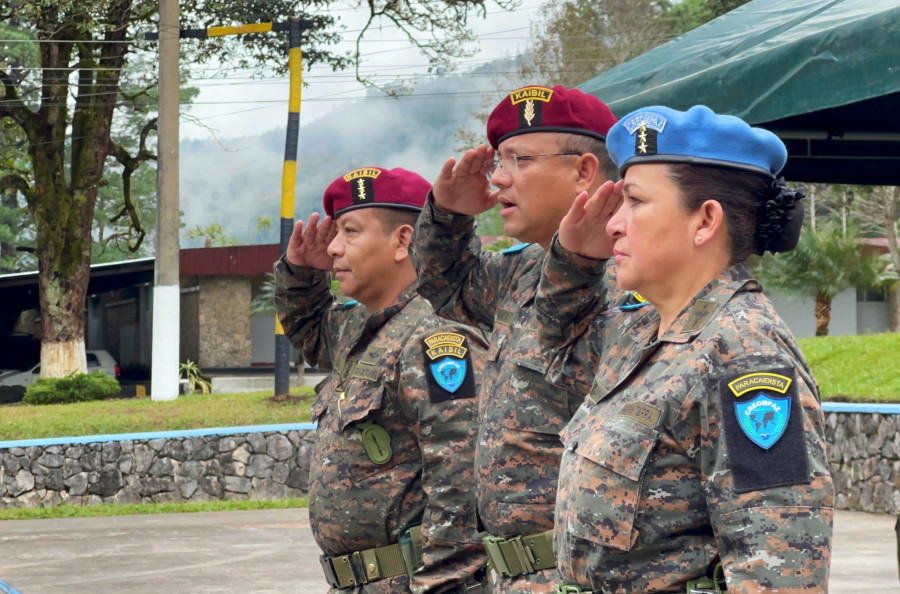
[{"x1": 0, "y1": 349, "x2": 120, "y2": 387}]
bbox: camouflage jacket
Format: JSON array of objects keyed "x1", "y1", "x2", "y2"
[
  {"x1": 536, "y1": 242, "x2": 834, "y2": 594},
  {"x1": 274, "y1": 257, "x2": 488, "y2": 594},
  {"x1": 412, "y1": 199, "x2": 610, "y2": 592}
]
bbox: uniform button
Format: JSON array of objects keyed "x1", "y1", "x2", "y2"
[
  {"x1": 368, "y1": 563, "x2": 377, "y2": 573},
  {"x1": 568, "y1": 441, "x2": 578, "y2": 452}
]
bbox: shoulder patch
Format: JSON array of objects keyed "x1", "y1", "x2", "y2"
[
  {"x1": 719, "y1": 368, "x2": 809, "y2": 493},
  {"x1": 422, "y1": 332, "x2": 476, "y2": 402},
  {"x1": 501, "y1": 243, "x2": 530, "y2": 254}
]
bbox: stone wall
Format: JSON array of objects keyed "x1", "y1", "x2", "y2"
[
  {"x1": 2, "y1": 410, "x2": 900, "y2": 513},
  {"x1": 826, "y1": 410, "x2": 900, "y2": 514},
  {"x1": 198, "y1": 276, "x2": 252, "y2": 368},
  {"x1": 0, "y1": 427, "x2": 315, "y2": 509}
]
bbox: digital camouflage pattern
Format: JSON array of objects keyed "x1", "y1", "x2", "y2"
[
  {"x1": 536, "y1": 242, "x2": 834, "y2": 594},
  {"x1": 412, "y1": 200, "x2": 622, "y2": 593},
  {"x1": 275, "y1": 257, "x2": 488, "y2": 594}
]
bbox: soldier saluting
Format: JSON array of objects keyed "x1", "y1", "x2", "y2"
[
  {"x1": 410, "y1": 86, "x2": 621, "y2": 593},
  {"x1": 275, "y1": 167, "x2": 489, "y2": 593}
]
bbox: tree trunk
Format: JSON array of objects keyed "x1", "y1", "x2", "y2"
[
  {"x1": 886, "y1": 187, "x2": 900, "y2": 333},
  {"x1": 33, "y1": 163, "x2": 94, "y2": 377},
  {"x1": 814, "y1": 293, "x2": 832, "y2": 336},
  {"x1": 888, "y1": 286, "x2": 900, "y2": 333}
]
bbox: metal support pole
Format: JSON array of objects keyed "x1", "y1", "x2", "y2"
[
  {"x1": 274, "y1": 17, "x2": 303, "y2": 397},
  {"x1": 151, "y1": 0, "x2": 181, "y2": 401}
]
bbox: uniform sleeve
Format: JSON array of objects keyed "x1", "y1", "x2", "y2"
[
  {"x1": 411, "y1": 193, "x2": 517, "y2": 333},
  {"x1": 692, "y1": 348, "x2": 834, "y2": 593},
  {"x1": 396, "y1": 322, "x2": 489, "y2": 594},
  {"x1": 535, "y1": 234, "x2": 621, "y2": 394},
  {"x1": 274, "y1": 255, "x2": 349, "y2": 371}
]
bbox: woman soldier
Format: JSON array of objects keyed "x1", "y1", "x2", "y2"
[{"x1": 536, "y1": 105, "x2": 833, "y2": 593}]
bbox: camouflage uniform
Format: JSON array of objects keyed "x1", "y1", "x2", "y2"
[
  {"x1": 536, "y1": 240, "x2": 834, "y2": 593},
  {"x1": 413, "y1": 199, "x2": 620, "y2": 593},
  {"x1": 275, "y1": 258, "x2": 489, "y2": 594}
]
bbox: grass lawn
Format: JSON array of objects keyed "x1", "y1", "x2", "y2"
[
  {"x1": 0, "y1": 387, "x2": 314, "y2": 442},
  {"x1": 798, "y1": 333, "x2": 900, "y2": 402},
  {"x1": 0, "y1": 497, "x2": 308, "y2": 521},
  {"x1": 3, "y1": 333, "x2": 899, "y2": 443}
]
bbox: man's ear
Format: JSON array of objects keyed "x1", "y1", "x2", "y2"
[
  {"x1": 394, "y1": 224, "x2": 414, "y2": 262},
  {"x1": 575, "y1": 153, "x2": 600, "y2": 191}
]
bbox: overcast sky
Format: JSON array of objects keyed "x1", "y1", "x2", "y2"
[{"x1": 179, "y1": 0, "x2": 543, "y2": 140}]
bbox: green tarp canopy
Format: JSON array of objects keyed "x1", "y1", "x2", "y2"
[{"x1": 580, "y1": 0, "x2": 900, "y2": 185}]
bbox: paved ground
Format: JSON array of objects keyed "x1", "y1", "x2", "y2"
[{"x1": 0, "y1": 509, "x2": 895, "y2": 593}]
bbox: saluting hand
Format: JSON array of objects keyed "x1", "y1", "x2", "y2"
[
  {"x1": 432, "y1": 144, "x2": 498, "y2": 215},
  {"x1": 558, "y1": 180, "x2": 624, "y2": 260},
  {"x1": 285, "y1": 213, "x2": 337, "y2": 271}
]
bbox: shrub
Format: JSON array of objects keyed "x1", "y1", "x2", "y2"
[{"x1": 23, "y1": 371, "x2": 121, "y2": 405}]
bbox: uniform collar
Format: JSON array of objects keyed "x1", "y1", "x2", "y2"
[
  {"x1": 358, "y1": 282, "x2": 419, "y2": 341},
  {"x1": 641, "y1": 263, "x2": 761, "y2": 346}
]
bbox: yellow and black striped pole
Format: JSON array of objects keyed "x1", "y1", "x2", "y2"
[
  {"x1": 274, "y1": 17, "x2": 304, "y2": 397},
  {"x1": 146, "y1": 18, "x2": 313, "y2": 397}
]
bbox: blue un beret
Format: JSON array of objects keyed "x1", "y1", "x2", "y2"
[{"x1": 607, "y1": 105, "x2": 787, "y2": 178}]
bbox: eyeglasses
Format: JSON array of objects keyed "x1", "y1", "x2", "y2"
[{"x1": 485, "y1": 152, "x2": 580, "y2": 179}]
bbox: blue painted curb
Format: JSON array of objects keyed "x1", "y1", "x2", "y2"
[
  {"x1": 0, "y1": 422, "x2": 317, "y2": 450},
  {"x1": 0, "y1": 580, "x2": 23, "y2": 594},
  {"x1": 821, "y1": 402, "x2": 900, "y2": 415}
]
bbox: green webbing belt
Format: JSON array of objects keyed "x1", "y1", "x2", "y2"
[
  {"x1": 483, "y1": 529, "x2": 555, "y2": 577},
  {"x1": 555, "y1": 562, "x2": 727, "y2": 594},
  {"x1": 685, "y1": 563, "x2": 727, "y2": 593},
  {"x1": 321, "y1": 525, "x2": 422, "y2": 589}
]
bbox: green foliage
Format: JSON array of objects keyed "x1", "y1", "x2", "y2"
[
  {"x1": 23, "y1": 371, "x2": 121, "y2": 405},
  {"x1": 186, "y1": 222, "x2": 241, "y2": 247},
  {"x1": 484, "y1": 237, "x2": 517, "y2": 252},
  {"x1": 2, "y1": 387, "x2": 315, "y2": 441},
  {"x1": 799, "y1": 333, "x2": 900, "y2": 402},
  {"x1": 0, "y1": 498, "x2": 309, "y2": 521},
  {"x1": 251, "y1": 273, "x2": 277, "y2": 317},
  {"x1": 755, "y1": 220, "x2": 895, "y2": 301},
  {"x1": 179, "y1": 359, "x2": 212, "y2": 395}
]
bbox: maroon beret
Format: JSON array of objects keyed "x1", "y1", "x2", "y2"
[
  {"x1": 323, "y1": 167, "x2": 431, "y2": 218},
  {"x1": 486, "y1": 85, "x2": 618, "y2": 149}
]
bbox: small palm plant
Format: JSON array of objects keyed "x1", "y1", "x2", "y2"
[{"x1": 179, "y1": 359, "x2": 212, "y2": 395}]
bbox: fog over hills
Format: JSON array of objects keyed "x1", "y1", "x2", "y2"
[{"x1": 179, "y1": 61, "x2": 517, "y2": 246}]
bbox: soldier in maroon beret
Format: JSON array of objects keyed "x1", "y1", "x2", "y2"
[
  {"x1": 275, "y1": 166, "x2": 490, "y2": 593},
  {"x1": 410, "y1": 86, "x2": 626, "y2": 593}
]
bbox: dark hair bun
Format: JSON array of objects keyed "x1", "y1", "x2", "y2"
[{"x1": 754, "y1": 178, "x2": 805, "y2": 255}]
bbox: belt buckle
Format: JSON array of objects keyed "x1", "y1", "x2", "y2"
[
  {"x1": 348, "y1": 551, "x2": 367, "y2": 586},
  {"x1": 319, "y1": 555, "x2": 341, "y2": 589}
]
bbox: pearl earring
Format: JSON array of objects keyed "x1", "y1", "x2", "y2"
[{"x1": 696, "y1": 235, "x2": 702, "y2": 243}]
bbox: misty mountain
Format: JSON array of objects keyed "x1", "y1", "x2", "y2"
[{"x1": 179, "y1": 60, "x2": 518, "y2": 246}]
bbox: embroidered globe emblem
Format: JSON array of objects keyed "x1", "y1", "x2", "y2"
[
  {"x1": 430, "y1": 358, "x2": 466, "y2": 393},
  {"x1": 734, "y1": 392, "x2": 791, "y2": 450}
]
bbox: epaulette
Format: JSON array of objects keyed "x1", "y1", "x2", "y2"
[
  {"x1": 501, "y1": 243, "x2": 530, "y2": 254},
  {"x1": 619, "y1": 292, "x2": 651, "y2": 311}
]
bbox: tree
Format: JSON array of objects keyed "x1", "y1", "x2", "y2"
[
  {"x1": 522, "y1": 0, "x2": 673, "y2": 88},
  {"x1": 754, "y1": 220, "x2": 896, "y2": 336},
  {"x1": 851, "y1": 186, "x2": 900, "y2": 331},
  {"x1": 0, "y1": 0, "x2": 513, "y2": 378}
]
